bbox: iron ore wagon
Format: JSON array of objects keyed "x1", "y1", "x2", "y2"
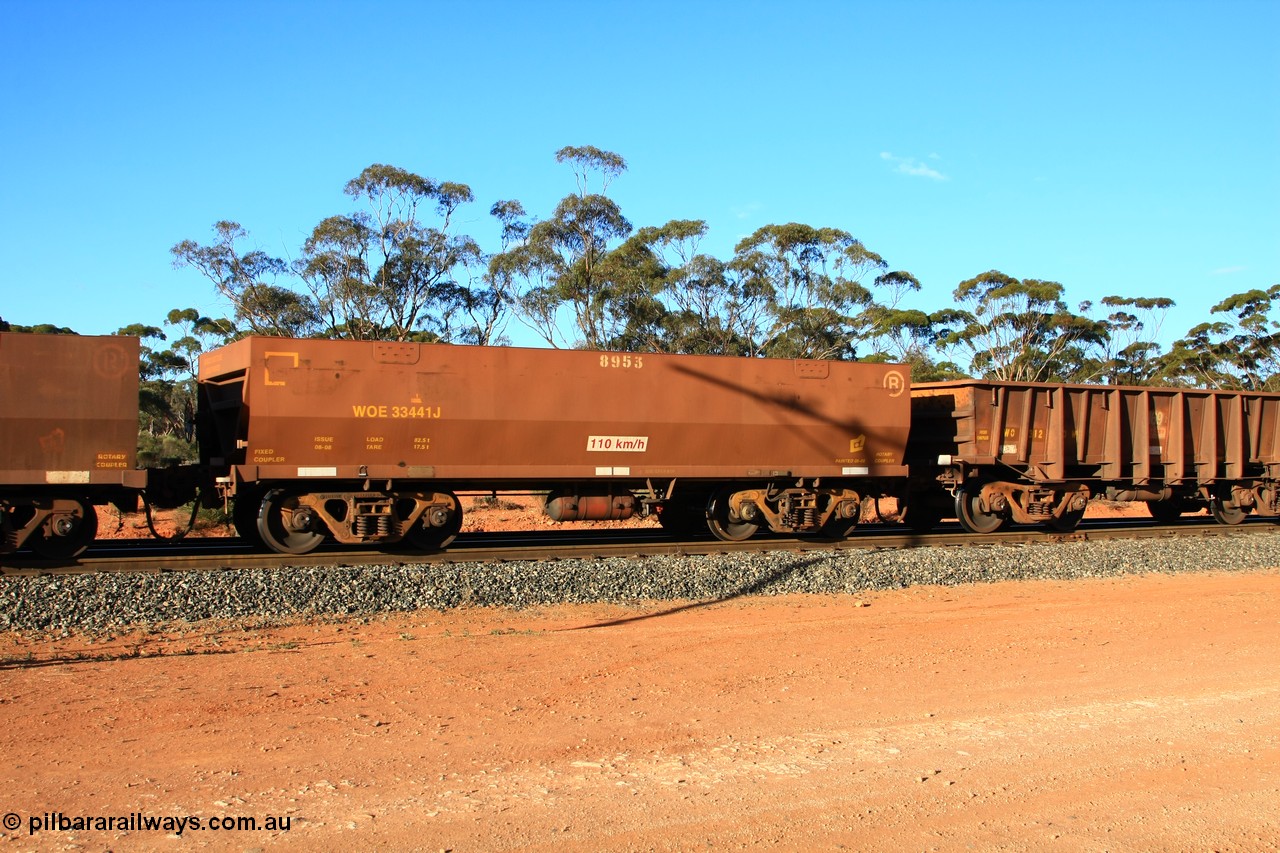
[
  {"x1": 197, "y1": 337, "x2": 913, "y2": 554},
  {"x1": 907, "y1": 380, "x2": 1280, "y2": 533},
  {"x1": 0, "y1": 333, "x2": 147, "y2": 557}
]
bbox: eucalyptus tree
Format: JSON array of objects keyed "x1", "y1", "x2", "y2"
[
  {"x1": 1086, "y1": 295, "x2": 1175, "y2": 385},
  {"x1": 114, "y1": 320, "x2": 190, "y2": 463},
  {"x1": 648, "y1": 220, "x2": 771, "y2": 356},
  {"x1": 590, "y1": 218, "x2": 770, "y2": 355},
  {"x1": 496, "y1": 146, "x2": 635, "y2": 349},
  {"x1": 856, "y1": 270, "x2": 969, "y2": 377},
  {"x1": 171, "y1": 221, "x2": 318, "y2": 338},
  {"x1": 1160, "y1": 321, "x2": 1237, "y2": 388},
  {"x1": 1163, "y1": 284, "x2": 1280, "y2": 389},
  {"x1": 938, "y1": 271, "x2": 1106, "y2": 382},
  {"x1": 0, "y1": 319, "x2": 77, "y2": 334},
  {"x1": 464, "y1": 200, "x2": 535, "y2": 347},
  {"x1": 296, "y1": 164, "x2": 483, "y2": 342},
  {"x1": 727, "y1": 223, "x2": 888, "y2": 360}
]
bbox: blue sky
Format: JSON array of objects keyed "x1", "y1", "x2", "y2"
[{"x1": 2, "y1": 0, "x2": 1276, "y2": 351}]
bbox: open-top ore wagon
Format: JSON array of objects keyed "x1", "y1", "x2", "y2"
[{"x1": 908, "y1": 380, "x2": 1280, "y2": 533}]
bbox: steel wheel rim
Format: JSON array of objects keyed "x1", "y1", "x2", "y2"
[
  {"x1": 955, "y1": 488, "x2": 1006, "y2": 534},
  {"x1": 1211, "y1": 499, "x2": 1248, "y2": 526},
  {"x1": 257, "y1": 490, "x2": 325, "y2": 555},
  {"x1": 29, "y1": 500, "x2": 98, "y2": 559},
  {"x1": 403, "y1": 494, "x2": 462, "y2": 551},
  {"x1": 706, "y1": 490, "x2": 758, "y2": 542}
]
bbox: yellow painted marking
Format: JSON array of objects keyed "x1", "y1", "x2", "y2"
[{"x1": 264, "y1": 351, "x2": 299, "y2": 386}]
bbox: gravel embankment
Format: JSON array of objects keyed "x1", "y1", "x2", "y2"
[{"x1": 4, "y1": 535, "x2": 1280, "y2": 634}]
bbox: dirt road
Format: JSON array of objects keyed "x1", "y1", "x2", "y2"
[{"x1": 2, "y1": 569, "x2": 1278, "y2": 851}]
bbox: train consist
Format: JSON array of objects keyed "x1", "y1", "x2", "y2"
[{"x1": 3, "y1": 331, "x2": 1279, "y2": 559}]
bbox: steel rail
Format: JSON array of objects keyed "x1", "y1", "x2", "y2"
[{"x1": 2, "y1": 517, "x2": 1277, "y2": 578}]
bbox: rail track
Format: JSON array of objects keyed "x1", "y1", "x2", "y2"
[{"x1": 3, "y1": 516, "x2": 1277, "y2": 577}]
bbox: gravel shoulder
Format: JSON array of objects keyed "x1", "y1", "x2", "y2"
[{"x1": 2, "y1": 544, "x2": 1280, "y2": 850}]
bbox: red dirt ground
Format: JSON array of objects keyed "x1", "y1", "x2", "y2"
[{"x1": 2, "y1": 569, "x2": 1277, "y2": 850}]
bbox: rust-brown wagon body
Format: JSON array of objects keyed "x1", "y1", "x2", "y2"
[
  {"x1": 909, "y1": 380, "x2": 1280, "y2": 532},
  {"x1": 0, "y1": 333, "x2": 145, "y2": 556},
  {"x1": 197, "y1": 338, "x2": 912, "y2": 553}
]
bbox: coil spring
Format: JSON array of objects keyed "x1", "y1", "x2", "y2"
[
  {"x1": 787, "y1": 507, "x2": 817, "y2": 528},
  {"x1": 354, "y1": 515, "x2": 392, "y2": 537}
]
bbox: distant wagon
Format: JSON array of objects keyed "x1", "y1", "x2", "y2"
[
  {"x1": 0, "y1": 333, "x2": 146, "y2": 557},
  {"x1": 907, "y1": 380, "x2": 1280, "y2": 532}
]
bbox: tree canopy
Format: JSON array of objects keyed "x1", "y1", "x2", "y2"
[{"x1": 19, "y1": 144, "x2": 1264, "y2": 405}]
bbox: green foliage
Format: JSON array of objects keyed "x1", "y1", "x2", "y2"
[
  {"x1": 496, "y1": 147, "x2": 637, "y2": 349},
  {"x1": 1084, "y1": 295, "x2": 1175, "y2": 385},
  {"x1": 728, "y1": 223, "x2": 886, "y2": 360},
  {"x1": 159, "y1": 144, "x2": 1274, "y2": 392},
  {"x1": 172, "y1": 221, "x2": 316, "y2": 337},
  {"x1": 174, "y1": 165, "x2": 486, "y2": 344},
  {"x1": 298, "y1": 164, "x2": 484, "y2": 342},
  {"x1": 1162, "y1": 284, "x2": 1280, "y2": 389},
  {"x1": 137, "y1": 431, "x2": 198, "y2": 467},
  {"x1": 0, "y1": 320, "x2": 78, "y2": 334},
  {"x1": 116, "y1": 309, "x2": 233, "y2": 462},
  {"x1": 938, "y1": 271, "x2": 1107, "y2": 382}
]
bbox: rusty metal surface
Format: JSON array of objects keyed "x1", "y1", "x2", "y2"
[
  {"x1": 912, "y1": 380, "x2": 1280, "y2": 488},
  {"x1": 0, "y1": 333, "x2": 145, "y2": 489},
  {"x1": 198, "y1": 338, "x2": 912, "y2": 488}
]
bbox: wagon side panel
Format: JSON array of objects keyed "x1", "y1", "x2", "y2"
[
  {"x1": 203, "y1": 339, "x2": 912, "y2": 486},
  {"x1": 0, "y1": 332, "x2": 143, "y2": 488}
]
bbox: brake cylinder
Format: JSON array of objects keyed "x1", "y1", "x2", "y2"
[{"x1": 544, "y1": 490, "x2": 636, "y2": 521}]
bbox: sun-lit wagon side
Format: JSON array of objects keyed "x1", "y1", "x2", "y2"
[
  {"x1": 197, "y1": 337, "x2": 912, "y2": 555},
  {"x1": 906, "y1": 380, "x2": 1280, "y2": 533},
  {"x1": 0, "y1": 332, "x2": 148, "y2": 558}
]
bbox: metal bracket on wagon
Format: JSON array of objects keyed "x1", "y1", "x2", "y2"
[
  {"x1": 719, "y1": 486, "x2": 862, "y2": 536},
  {"x1": 254, "y1": 489, "x2": 461, "y2": 555}
]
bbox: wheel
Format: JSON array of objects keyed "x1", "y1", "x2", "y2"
[
  {"x1": 29, "y1": 500, "x2": 98, "y2": 559},
  {"x1": 812, "y1": 496, "x2": 860, "y2": 540},
  {"x1": 232, "y1": 488, "x2": 266, "y2": 548},
  {"x1": 816, "y1": 516, "x2": 859, "y2": 540},
  {"x1": 1046, "y1": 506, "x2": 1085, "y2": 533},
  {"x1": 402, "y1": 495, "x2": 462, "y2": 551},
  {"x1": 257, "y1": 489, "x2": 326, "y2": 555},
  {"x1": 706, "y1": 490, "x2": 759, "y2": 542},
  {"x1": 1145, "y1": 500, "x2": 1187, "y2": 524},
  {"x1": 954, "y1": 487, "x2": 1007, "y2": 534},
  {"x1": 1211, "y1": 496, "x2": 1248, "y2": 526}
]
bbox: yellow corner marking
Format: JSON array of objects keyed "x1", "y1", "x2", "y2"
[{"x1": 264, "y1": 351, "x2": 299, "y2": 387}]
